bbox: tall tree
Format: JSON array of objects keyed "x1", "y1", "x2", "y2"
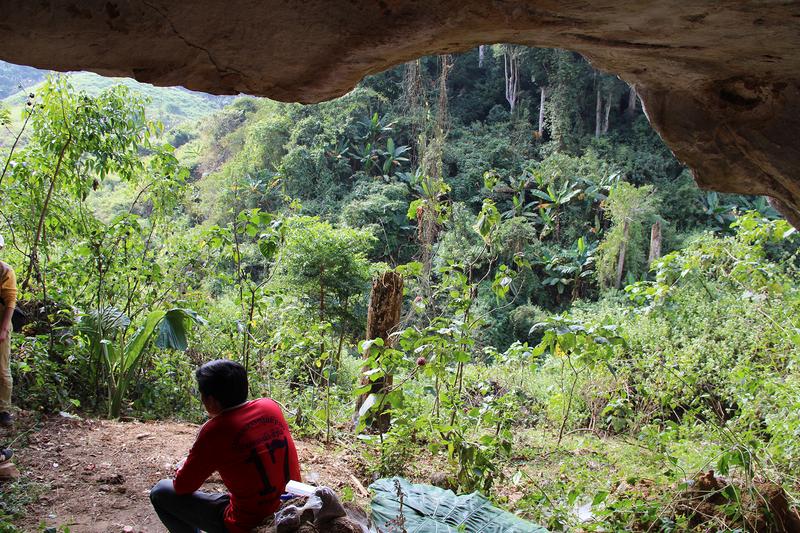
[
  {"x1": 626, "y1": 85, "x2": 639, "y2": 118},
  {"x1": 276, "y1": 216, "x2": 374, "y2": 333},
  {"x1": 538, "y1": 86, "x2": 547, "y2": 137},
  {"x1": 2, "y1": 76, "x2": 182, "y2": 302},
  {"x1": 596, "y1": 183, "x2": 660, "y2": 288},
  {"x1": 529, "y1": 49, "x2": 556, "y2": 138},
  {"x1": 595, "y1": 84, "x2": 602, "y2": 138},
  {"x1": 502, "y1": 45, "x2": 522, "y2": 113}
]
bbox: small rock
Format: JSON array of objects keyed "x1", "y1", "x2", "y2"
[
  {"x1": 123, "y1": 526, "x2": 134, "y2": 532},
  {"x1": 98, "y1": 473, "x2": 125, "y2": 485},
  {"x1": 430, "y1": 472, "x2": 455, "y2": 490},
  {"x1": 135, "y1": 432, "x2": 152, "y2": 440}
]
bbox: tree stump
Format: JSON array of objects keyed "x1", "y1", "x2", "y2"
[
  {"x1": 648, "y1": 220, "x2": 662, "y2": 267},
  {"x1": 354, "y1": 271, "x2": 403, "y2": 433}
]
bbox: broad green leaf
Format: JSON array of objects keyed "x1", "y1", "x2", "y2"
[{"x1": 155, "y1": 308, "x2": 205, "y2": 350}]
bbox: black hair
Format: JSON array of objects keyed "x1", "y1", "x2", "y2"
[{"x1": 195, "y1": 359, "x2": 248, "y2": 409}]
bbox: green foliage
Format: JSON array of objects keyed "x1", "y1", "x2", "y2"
[
  {"x1": 2, "y1": 75, "x2": 187, "y2": 305},
  {"x1": 596, "y1": 182, "x2": 660, "y2": 287},
  {"x1": 0, "y1": 103, "x2": 9, "y2": 127},
  {"x1": 0, "y1": 477, "x2": 48, "y2": 531},
  {"x1": 580, "y1": 215, "x2": 797, "y2": 456},
  {"x1": 339, "y1": 180, "x2": 415, "y2": 264},
  {"x1": 489, "y1": 215, "x2": 800, "y2": 530},
  {"x1": 544, "y1": 50, "x2": 595, "y2": 149},
  {"x1": 133, "y1": 350, "x2": 200, "y2": 420},
  {"x1": 4, "y1": 48, "x2": 800, "y2": 533},
  {"x1": 80, "y1": 306, "x2": 205, "y2": 417},
  {"x1": 276, "y1": 216, "x2": 375, "y2": 323},
  {"x1": 538, "y1": 237, "x2": 597, "y2": 300},
  {"x1": 11, "y1": 335, "x2": 89, "y2": 412}
]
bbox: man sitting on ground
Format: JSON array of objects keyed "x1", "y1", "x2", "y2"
[{"x1": 151, "y1": 359, "x2": 301, "y2": 533}]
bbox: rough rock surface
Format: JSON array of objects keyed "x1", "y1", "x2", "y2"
[{"x1": 1, "y1": 1, "x2": 799, "y2": 224}]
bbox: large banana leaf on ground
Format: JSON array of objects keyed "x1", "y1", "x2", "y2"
[{"x1": 370, "y1": 477, "x2": 548, "y2": 532}]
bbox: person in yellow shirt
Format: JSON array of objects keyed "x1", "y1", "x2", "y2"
[{"x1": 0, "y1": 234, "x2": 16, "y2": 427}]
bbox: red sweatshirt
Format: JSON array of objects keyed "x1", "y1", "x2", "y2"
[{"x1": 174, "y1": 398, "x2": 301, "y2": 532}]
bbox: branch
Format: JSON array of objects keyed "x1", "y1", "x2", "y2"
[{"x1": 0, "y1": 106, "x2": 35, "y2": 189}]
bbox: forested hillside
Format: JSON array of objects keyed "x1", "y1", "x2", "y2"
[
  {"x1": 1, "y1": 60, "x2": 230, "y2": 134},
  {"x1": 1, "y1": 47, "x2": 798, "y2": 532},
  {"x1": 0, "y1": 62, "x2": 46, "y2": 99}
]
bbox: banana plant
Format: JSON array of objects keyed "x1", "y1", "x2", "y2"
[
  {"x1": 379, "y1": 137, "x2": 410, "y2": 177},
  {"x1": 80, "y1": 306, "x2": 206, "y2": 418},
  {"x1": 501, "y1": 173, "x2": 532, "y2": 220},
  {"x1": 358, "y1": 112, "x2": 394, "y2": 141},
  {"x1": 347, "y1": 112, "x2": 398, "y2": 176},
  {"x1": 325, "y1": 137, "x2": 350, "y2": 160},
  {"x1": 349, "y1": 141, "x2": 379, "y2": 174},
  {"x1": 529, "y1": 180, "x2": 582, "y2": 240},
  {"x1": 579, "y1": 171, "x2": 621, "y2": 203},
  {"x1": 700, "y1": 191, "x2": 736, "y2": 231},
  {"x1": 732, "y1": 195, "x2": 780, "y2": 220},
  {"x1": 539, "y1": 237, "x2": 597, "y2": 302}
]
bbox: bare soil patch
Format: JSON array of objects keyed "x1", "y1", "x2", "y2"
[{"x1": 2, "y1": 413, "x2": 369, "y2": 532}]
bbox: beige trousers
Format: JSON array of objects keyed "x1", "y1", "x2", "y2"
[{"x1": 0, "y1": 325, "x2": 11, "y2": 412}]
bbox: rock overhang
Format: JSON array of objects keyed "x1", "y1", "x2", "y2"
[{"x1": 1, "y1": 0, "x2": 799, "y2": 226}]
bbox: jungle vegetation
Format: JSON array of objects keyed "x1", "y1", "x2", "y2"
[{"x1": 0, "y1": 46, "x2": 798, "y2": 532}]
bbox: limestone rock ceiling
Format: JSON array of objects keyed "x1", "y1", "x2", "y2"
[{"x1": 1, "y1": 1, "x2": 799, "y2": 226}]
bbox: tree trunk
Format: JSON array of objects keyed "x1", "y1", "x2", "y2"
[
  {"x1": 478, "y1": 45, "x2": 485, "y2": 67},
  {"x1": 318, "y1": 274, "x2": 327, "y2": 385},
  {"x1": 504, "y1": 49, "x2": 519, "y2": 113},
  {"x1": 614, "y1": 219, "x2": 630, "y2": 289},
  {"x1": 354, "y1": 271, "x2": 403, "y2": 432},
  {"x1": 648, "y1": 220, "x2": 662, "y2": 267},
  {"x1": 602, "y1": 95, "x2": 612, "y2": 134},
  {"x1": 403, "y1": 59, "x2": 424, "y2": 168},
  {"x1": 595, "y1": 86, "x2": 602, "y2": 138},
  {"x1": 538, "y1": 86, "x2": 547, "y2": 137},
  {"x1": 0, "y1": 107, "x2": 34, "y2": 189},
  {"x1": 24, "y1": 136, "x2": 71, "y2": 292},
  {"x1": 626, "y1": 85, "x2": 638, "y2": 118},
  {"x1": 437, "y1": 54, "x2": 452, "y2": 134}
]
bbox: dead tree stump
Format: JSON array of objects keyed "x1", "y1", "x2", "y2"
[
  {"x1": 354, "y1": 271, "x2": 403, "y2": 433},
  {"x1": 648, "y1": 220, "x2": 662, "y2": 267}
]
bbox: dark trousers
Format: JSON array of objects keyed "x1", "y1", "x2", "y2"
[{"x1": 150, "y1": 479, "x2": 230, "y2": 533}]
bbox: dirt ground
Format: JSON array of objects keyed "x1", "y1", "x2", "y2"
[{"x1": 2, "y1": 413, "x2": 370, "y2": 532}]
